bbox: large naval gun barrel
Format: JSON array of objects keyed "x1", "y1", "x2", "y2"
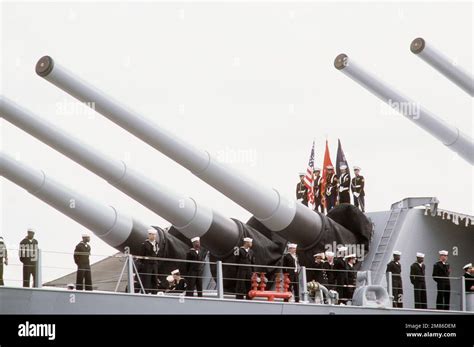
[
  {"x1": 0, "y1": 96, "x2": 241, "y2": 257},
  {"x1": 334, "y1": 54, "x2": 474, "y2": 165},
  {"x1": 0, "y1": 151, "x2": 150, "y2": 253},
  {"x1": 35, "y1": 56, "x2": 325, "y2": 248},
  {"x1": 410, "y1": 38, "x2": 474, "y2": 97}
]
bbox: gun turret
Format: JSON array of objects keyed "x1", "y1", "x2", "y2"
[
  {"x1": 334, "y1": 54, "x2": 474, "y2": 165},
  {"x1": 35, "y1": 56, "x2": 329, "y2": 248},
  {"x1": 410, "y1": 37, "x2": 474, "y2": 97}
]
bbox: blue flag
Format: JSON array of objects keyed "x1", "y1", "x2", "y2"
[{"x1": 336, "y1": 139, "x2": 350, "y2": 180}]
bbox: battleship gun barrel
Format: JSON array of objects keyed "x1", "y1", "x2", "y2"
[
  {"x1": 0, "y1": 151, "x2": 149, "y2": 252},
  {"x1": 0, "y1": 96, "x2": 240, "y2": 255},
  {"x1": 35, "y1": 56, "x2": 322, "y2": 247},
  {"x1": 334, "y1": 54, "x2": 474, "y2": 165},
  {"x1": 410, "y1": 38, "x2": 474, "y2": 97}
]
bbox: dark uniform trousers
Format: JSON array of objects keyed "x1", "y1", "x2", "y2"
[
  {"x1": 323, "y1": 261, "x2": 335, "y2": 291},
  {"x1": 140, "y1": 240, "x2": 160, "y2": 294},
  {"x1": 338, "y1": 173, "x2": 351, "y2": 204},
  {"x1": 235, "y1": 247, "x2": 255, "y2": 300},
  {"x1": 0, "y1": 259, "x2": 4, "y2": 286},
  {"x1": 74, "y1": 241, "x2": 92, "y2": 291},
  {"x1": 185, "y1": 248, "x2": 206, "y2": 297},
  {"x1": 433, "y1": 261, "x2": 450, "y2": 310},
  {"x1": 410, "y1": 262, "x2": 427, "y2": 309},
  {"x1": 282, "y1": 253, "x2": 299, "y2": 302},
  {"x1": 334, "y1": 257, "x2": 348, "y2": 300},
  {"x1": 386, "y1": 260, "x2": 403, "y2": 308},
  {"x1": 19, "y1": 238, "x2": 38, "y2": 288}
]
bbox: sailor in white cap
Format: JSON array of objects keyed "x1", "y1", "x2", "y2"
[
  {"x1": 325, "y1": 165, "x2": 338, "y2": 211},
  {"x1": 311, "y1": 253, "x2": 328, "y2": 286},
  {"x1": 312, "y1": 167, "x2": 325, "y2": 213},
  {"x1": 338, "y1": 164, "x2": 351, "y2": 204},
  {"x1": 139, "y1": 228, "x2": 160, "y2": 294},
  {"x1": 19, "y1": 228, "x2": 39, "y2": 288},
  {"x1": 170, "y1": 269, "x2": 187, "y2": 293},
  {"x1": 0, "y1": 236, "x2": 8, "y2": 286},
  {"x1": 345, "y1": 254, "x2": 357, "y2": 300},
  {"x1": 185, "y1": 236, "x2": 207, "y2": 297},
  {"x1": 410, "y1": 252, "x2": 427, "y2": 308},
  {"x1": 235, "y1": 237, "x2": 255, "y2": 299},
  {"x1": 282, "y1": 243, "x2": 299, "y2": 302},
  {"x1": 463, "y1": 263, "x2": 474, "y2": 292},
  {"x1": 351, "y1": 166, "x2": 365, "y2": 212},
  {"x1": 433, "y1": 250, "x2": 451, "y2": 310},
  {"x1": 74, "y1": 233, "x2": 93, "y2": 291},
  {"x1": 386, "y1": 251, "x2": 403, "y2": 307},
  {"x1": 323, "y1": 251, "x2": 336, "y2": 289},
  {"x1": 296, "y1": 172, "x2": 309, "y2": 206}
]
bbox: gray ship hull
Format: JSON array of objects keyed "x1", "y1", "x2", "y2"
[{"x1": 0, "y1": 286, "x2": 470, "y2": 315}]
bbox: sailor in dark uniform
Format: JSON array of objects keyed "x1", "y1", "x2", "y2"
[
  {"x1": 432, "y1": 250, "x2": 451, "y2": 310},
  {"x1": 325, "y1": 166, "x2": 338, "y2": 211},
  {"x1": 463, "y1": 263, "x2": 474, "y2": 292},
  {"x1": 312, "y1": 253, "x2": 328, "y2": 285},
  {"x1": 334, "y1": 246, "x2": 348, "y2": 301},
  {"x1": 19, "y1": 228, "x2": 38, "y2": 288},
  {"x1": 296, "y1": 173, "x2": 308, "y2": 206},
  {"x1": 345, "y1": 254, "x2": 357, "y2": 301},
  {"x1": 386, "y1": 251, "x2": 403, "y2": 307},
  {"x1": 338, "y1": 165, "x2": 351, "y2": 204},
  {"x1": 74, "y1": 234, "x2": 92, "y2": 291},
  {"x1": 282, "y1": 243, "x2": 299, "y2": 302},
  {"x1": 323, "y1": 251, "x2": 335, "y2": 291},
  {"x1": 139, "y1": 228, "x2": 160, "y2": 294},
  {"x1": 410, "y1": 252, "x2": 427, "y2": 309},
  {"x1": 235, "y1": 237, "x2": 255, "y2": 300},
  {"x1": 185, "y1": 236, "x2": 206, "y2": 297},
  {"x1": 313, "y1": 168, "x2": 324, "y2": 214},
  {"x1": 170, "y1": 269, "x2": 187, "y2": 293},
  {"x1": 0, "y1": 236, "x2": 8, "y2": 286},
  {"x1": 351, "y1": 166, "x2": 365, "y2": 212}
]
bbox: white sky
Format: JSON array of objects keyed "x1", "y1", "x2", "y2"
[{"x1": 1, "y1": 1, "x2": 473, "y2": 285}]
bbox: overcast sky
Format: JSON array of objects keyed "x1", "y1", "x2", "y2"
[{"x1": 1, "y1": 1, "x2": 472, "y2": 285}]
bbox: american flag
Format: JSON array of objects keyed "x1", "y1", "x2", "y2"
[{"x1": 303, "y1": 140, "x2": 315, "y2": 206}]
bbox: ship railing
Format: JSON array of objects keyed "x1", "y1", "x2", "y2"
[{"x1": 386, "y1": 271, "x2": 473, "y2": 311}]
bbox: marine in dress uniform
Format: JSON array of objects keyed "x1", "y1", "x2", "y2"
[
  {"x1": 386, "y1": 251, "x2": 403, "y2": 308},
  {"x1": 0, "y1": 236, "x2": 8, "y2": 286},
  {"x1": 19, "y1": 229, "x2": 38, "y2": 288},
  {"x1": 185, "y1": 236, "x2": 207, "y2": 297},
  {"x1": 74, "y1": 234, "x2": 93, "y2": 291},
  {"x1": 351, "y1": 166, "x2": 365, "y2": 212},
  {"x1": 139, "y1": 228, "x2": 160, "y2": 294},
  {"x1": 282, "y1": 243, "x2": 300, "y2": 303},
  {"x1": 345, "y1": 254, "x2": 357, "y2": 301},
  {"x1": 313, "y1": 168, "x2": 325, "y2": 214},
  {"x1": 334, "y1": 246, "x2": 348, "y2": 300},
  {"x1": 432, "y1": 250, "x2": 451, "y2": 310},
  {"x1": 323, "y1": 251, "x2": 335, "y2": 291},
  {"x1": 235, "y1": 237, "x2": 255, "y2": 300},
  {"x1": 338, "y1": 165, "x2": 351, "y2": 204},
  {"x1": 463, "y1": 263, "x2": 474, "y2": 292},
  {"x1": 296, "y1": 173, "x2": 309, "y2": 206},
  {"x1": 325, "y1": 166, "x2": 338, "y2": 211},
  {"x1": 410, "y1": 252, "x2": 427, "y2": 309}
]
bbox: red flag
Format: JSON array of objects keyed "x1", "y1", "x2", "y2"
[{"x1": 321, "y1": 140, "x2": 334, "y2": 209}]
